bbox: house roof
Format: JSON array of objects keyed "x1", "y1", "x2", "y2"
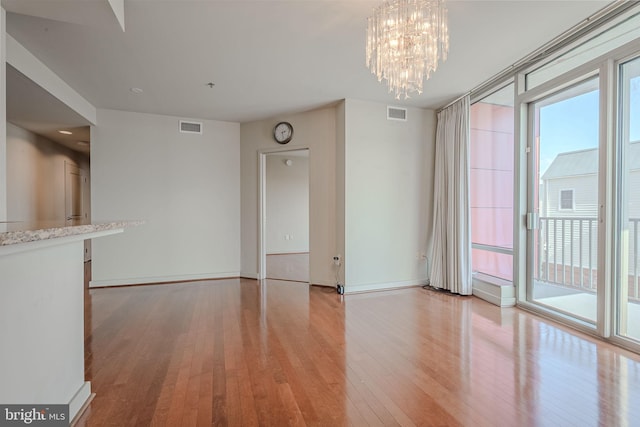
[
  {"x1": 542, "y1": 141, "x2": 640, "y2": 180},
  {"x1": 542, "y1": 147, "x2": 598, "y2": 180}
]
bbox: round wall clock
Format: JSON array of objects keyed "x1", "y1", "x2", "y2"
[{"x1": 273, "y1": 121, "x2": 294, "y2": 144}]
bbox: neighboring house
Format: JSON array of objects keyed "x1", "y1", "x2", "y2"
[
  {"x1": 542, "y1": 147, "x2": 599, "y2": 218},
  {"x1": 539, "y1": 142, "x2": 640, "y2": 297}
]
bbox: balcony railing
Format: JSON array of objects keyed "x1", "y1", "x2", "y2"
[{"x1": 536, "y1": 216, "x2": 640, "y2": 300}]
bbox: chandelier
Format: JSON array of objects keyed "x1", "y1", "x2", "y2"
[{"x1": 366, "y1": 0, "x2": 449, "y2": 99}]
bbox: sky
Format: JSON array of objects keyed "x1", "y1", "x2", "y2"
[{"x1": 538, "y1": 75, "x2": 640, "y2": 175}]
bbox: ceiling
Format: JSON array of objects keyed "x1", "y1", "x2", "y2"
[
  {"x1": 2, "y1": 0, "x2": 613, "y2": 148},
  {"x1": 6, "y1": 64, "x2": 91, "y2": 153}
]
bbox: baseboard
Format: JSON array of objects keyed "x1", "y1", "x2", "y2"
[
  {"x1": 69, "y1": 382, "x2": 92, "y2": 424},
  {"x1": 236, "y1": 275, "x2": 334, "y2": 285},
  {"x1": 472, "y1": 274, "x2": 516, "y2": 307},
  {"x1": 90, "y1": 272, "x2": 240, "y2": 287},
  {"x1": 344, "y1": 278, "x2": 428, "y2": 294},
  {"x1": 473, "y1": 286, "x2": 504, "y2": 307},
  {"x1": 266, "y1": 252, "x2": 310, "y2": 256}
]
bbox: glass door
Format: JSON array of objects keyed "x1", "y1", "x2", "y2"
[
  {"x1": 617, "y1": 56, "x2": 640, "y2": 342},
  {"x1": 528, "y1": 77, "x2": 600, "y2": 324}
]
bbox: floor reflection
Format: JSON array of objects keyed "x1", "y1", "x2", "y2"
[{"x1": 78, "y1": 281, "x2": 640, "y2": 426}]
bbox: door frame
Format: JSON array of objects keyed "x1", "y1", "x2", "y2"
[
  {"x1": 257, "y1": 147, "x2": 310, "y2": 280},
  {"x1": 515, "y1": 56, "x2": 613, "y2": 337},
  {"x1": 64, "y1": 161, "x2": 86, "y2": 226}
]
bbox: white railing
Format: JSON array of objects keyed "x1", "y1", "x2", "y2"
[{"x1": 536, "y1": 217, "x2": 640, "y2": 300}]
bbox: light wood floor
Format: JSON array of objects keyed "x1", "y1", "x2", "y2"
[{"x1": 76, "y1": 279, "x2": 640, "y2": 426}]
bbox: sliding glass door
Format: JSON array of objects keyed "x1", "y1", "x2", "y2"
[
  {"x1": 512, "y1": 11, "x2": 640, "y2": 351},
  {"x1": 616, "y1": 56, "x2": 640, "y2": 342},
  {"x1": 528, "y1": 77, "x2": 601, "y2": 325}
]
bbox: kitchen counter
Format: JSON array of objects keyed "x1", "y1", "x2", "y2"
[
  {"x1": 0, "y1": 220, "x2": 140, "y2": 423},
  {"x1": 0, "y1": 220, "x2": 142, "y2": 246}
]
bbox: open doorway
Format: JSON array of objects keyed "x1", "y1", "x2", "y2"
[{"x1": 261, "y1": 149, "x2": 309, "y2": 283}]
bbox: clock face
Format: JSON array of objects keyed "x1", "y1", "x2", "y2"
[{"x1": 274, "y1": 122, "x2": 293, "y2": 144}]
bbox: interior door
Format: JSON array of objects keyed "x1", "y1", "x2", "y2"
[
  {"x1": 65, "y1": 162, "x2": 84, "y2": 226},
  {"x1": 527, "y1": 76, "x2": 601, "y2": 325}
]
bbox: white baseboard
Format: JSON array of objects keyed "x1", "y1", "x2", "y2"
[
  {"x1": 236, "y1": 275, "x2": 334, "y2": 285},
  {"x1": 473, "y1": 286, "x2": 503, "y2": 307},
  {"x1": 344, "y1": 278, "x2": 428, "y2": 294},
  {"x1": 472, "y1": 274, "x2": 515, "y2": 307},
  {"x1": 90, "y1": 272, "x2": 240, "y2": 287},
  {"x1": 69, "y1": 381, "x2": 92, "y2": 423}
]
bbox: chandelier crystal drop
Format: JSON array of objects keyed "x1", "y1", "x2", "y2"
[{"x1": 366, "y1": 0, "x2": 449, "y2": 100}]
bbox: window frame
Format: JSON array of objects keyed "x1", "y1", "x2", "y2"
[
  {"x1": 559, "y1": 188, "x2": 575, "y2": 211},
  {"x1": 470, "y1": 82, "x2": 516, "y2": 282}
]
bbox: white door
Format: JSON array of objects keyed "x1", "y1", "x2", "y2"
[{"x1": 65, "y1": 162, "x2": 84, "y2": 226}]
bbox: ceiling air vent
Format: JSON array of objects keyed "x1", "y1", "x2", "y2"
[
  {"x1": 387, "y1": 106, "x2": 407, "y2": 121},
  {"x1": 179, "y1": 120, "x2": 203, "y2": 134}
]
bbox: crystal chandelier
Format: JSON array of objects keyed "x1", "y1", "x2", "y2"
[{"x1": 366, "y1": 0, "x2": 449, "y2": 99}]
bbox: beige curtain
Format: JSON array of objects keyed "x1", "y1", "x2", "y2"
[{"x1": 430, "y1": 95, "x2": 472, "y2": 295}]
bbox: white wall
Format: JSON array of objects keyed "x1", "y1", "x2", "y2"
[
  {"x1": 343, "y1": 99, "x2": 435, "y2": 292},
  {"x1": 0, "y1": 8, "x2": 6, "y2": 221},
  {"x1": 241, "y1": 106, "x2": 337, "y2": 285},
  {"x1": 91, "y1": 109, "x2": 240, "y2": 286},
  {"x1": 265, "y1": 152, "x2": 309, "y2": 254},
  {"x1": 335, "y1": 101, "x2": 346, "y2": 285},
  {"x1": 6, "y1": 122, "x2": 89, "y2": 222}
]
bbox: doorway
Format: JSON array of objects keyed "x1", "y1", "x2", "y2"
[
  {"x1": 65, "y1": 161, "x2": 91, "y2": 263},
  {"x1": 259, "y1": 149, "x2": 310, "y2": 282},
  {"x1": 65, "y1": 161, "x2": 88, "y2": 226}
]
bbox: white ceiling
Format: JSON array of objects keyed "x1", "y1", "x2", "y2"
[
  {"x1": 6, "y1": 64, "x2": 91, "y2": 153},
  {"x1": 3, "y1": 0, "x2": 612, "y2": 137}
]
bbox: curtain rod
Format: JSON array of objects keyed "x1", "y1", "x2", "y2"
[{"x1": 436, "y1": 0, "x2": 639, "y2": 113}]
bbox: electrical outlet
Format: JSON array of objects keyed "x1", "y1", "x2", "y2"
[{"x1": 333, "y1": 255, "x2": 341, "y2": 266}]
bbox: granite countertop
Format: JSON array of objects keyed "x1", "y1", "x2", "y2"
[{"x1": 0, "y1": 221, "x2": 143, "y2": 246}]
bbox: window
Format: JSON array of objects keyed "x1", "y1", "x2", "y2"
[
  {"x1": 559, "y1": 189, "x2": 574, "y2": 210},
  {"x1": 470, "y1": 83, "x2": 515, "y2": 281},
  {"x1": 467, "y1": 2, "x2": 640, "y2": 352},
  {"x1": 526, "y1": 12, "x2": 640, "y2": 90}
]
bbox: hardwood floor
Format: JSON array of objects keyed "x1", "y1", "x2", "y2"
[{"x1": 76, "y1": 279, "x2": 640, "y2": 426}]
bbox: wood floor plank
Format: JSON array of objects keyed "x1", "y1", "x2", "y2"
[{"x1": 76, "y1": 279, "x2": 640, "y2": 426}]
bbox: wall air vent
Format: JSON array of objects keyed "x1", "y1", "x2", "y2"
[
  {"x1": 387, "y1": 106, "x2": 407, "y2": 121},
  {"x1": 179, "y1": 120, "x2": 203, "y2": 134}
]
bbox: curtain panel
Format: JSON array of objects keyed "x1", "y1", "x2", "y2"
[{"x1": 430, "y1": 96, "x2": 472, "y2": 295}]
